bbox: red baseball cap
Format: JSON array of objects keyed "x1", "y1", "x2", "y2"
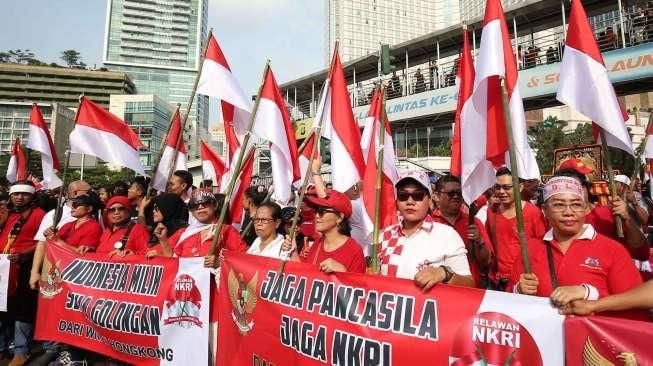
[
  {"x1": 106, "y1": 195, "x2": 133, "y2": 210},
  {"x1": 558, "y1": 158, "x2": 593, "y2": 175},
  {"x1": 305, "y1": 189, "x2": 352, "y2": 218}
]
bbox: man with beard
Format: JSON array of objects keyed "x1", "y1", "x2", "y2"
[
  {"x1": 432, "y1": 175, "x2": 493, "y2": 287},
  {"x1": 0, "y1": 181, "x2": 46, "y2": 365}
]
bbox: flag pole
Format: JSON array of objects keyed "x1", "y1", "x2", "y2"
[
  {"x1": 168, "y1": 29, "x2": 213, "y2": 183},
  {"x1": 629, "y1": 113, "x2": 653, "y2": 191},
  {"x1": 370, "y1": 85, "x2": 386, "y2": 274},
  {"x1": 209, "y1": 61, "x2": 270, "y2": 256},
  {"x1": 499, "y1": 78, "x2": 531, "y2": 273},
  {"x1": 147, "y1": 104, "x2": 181, "y2": 196},
  {"x1": 599, "y1": 129, "x2": 625, "y2": 238}
]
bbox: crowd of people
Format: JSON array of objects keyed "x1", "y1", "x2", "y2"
[{"x1": 0, "y1": 158, "x2": 651, "y2": 365}]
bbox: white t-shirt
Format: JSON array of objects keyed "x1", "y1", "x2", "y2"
[
  {"x1": 247, "y1": 234, "x2": 286, "y2": 259},
  {"x1": 391, "y1": 221, "x2": 471, "y2": 280},
  {"x1": 34, "y1": 205, "x2": 74, "y2": 242}
]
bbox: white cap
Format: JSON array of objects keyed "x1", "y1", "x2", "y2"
[
  {"x1": 396, "y1": 170, "x2": 432, "y2": 195},
  {"x1": 614, "y1": 175, "x2": 631, "y2": 186},
  {"x1": 9, "y1": 184, "x2": 35, "y2": 195}
]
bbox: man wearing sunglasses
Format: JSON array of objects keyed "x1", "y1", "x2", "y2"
[
  {"x1": 486, "y1": 167, "x2": 546, "y2": 290},
  {"x1": 379, "y1": 171, "x2": 474, "y2": 290},
  {"x1": 96, "y1": 196, "x2": 149, "y2": 256},
  {"x1": 508, "y1": 175, "x2": 647, "y2": 320},
  {"x1": 432, "y1": 175, "x2": 493, "y2": 288}
]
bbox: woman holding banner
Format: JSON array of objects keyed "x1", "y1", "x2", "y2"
[
  {"x1": 43, "y1": 192, "x2": 103, "y2": 254},
  {"x1": 96, "y1": 196, "x2": 150, "y2": 256},
  {"x1": 283, "y1": 189, "x2": 366, "y2": 274}
]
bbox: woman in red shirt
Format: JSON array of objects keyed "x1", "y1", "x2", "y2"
[
  {"x1": 43, "y1": 193, "x2": 103, "y2": 253},
  {"x1": 284, "y1": 189, "x2": 366, "y2": 274},
  {"x1": 96, "y1": 196, "x2": 150, "y2": 256}
]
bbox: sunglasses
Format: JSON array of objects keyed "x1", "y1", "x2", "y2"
[
  {"x1": 315, "y1": 206, "x2": 339, "y2": 216},
  {"x1": 107, "y1": 206, "x2": 128, "y2": 213},
  {"x1": 189, "y1": 200, "x2": 214, "y2": 211},
  {"x1": 440, "y1": 190, "x2": 462, "y2": 198},
  {"x1": 397, "y1": 190, "x2": 427, "y2": 202}
]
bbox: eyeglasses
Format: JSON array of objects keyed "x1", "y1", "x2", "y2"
[
  {"x1": 107, "y1": 206, "x2": 128, "y2": 213},
  {"x1": 253, "y1": 217, "x2": 275, "y2": 224},
  {"x1": 315, "y1": 206, "x2": 338, "y2": 216},
  {"x1": 189, "y1": 200, "x2": 213, "y2": 211},
  {"x1": 440, "y1": 190, "x2": 462, "y2": 198},
  {"x1": 548, "y1": 202, "x2": 586, "y2": 213},
  {"x1": 493, "y1": 184, "x2": 514, "y2": 191},
  {"x1": 397, "y1": 190, "x2": 427, "y2": 202}
]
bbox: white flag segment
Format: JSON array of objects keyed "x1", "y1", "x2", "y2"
[
  {"x1": 251, "y1": 68, "x2": 300, "y2": 204},
  {"x1": 197, "y1": 34, "x2": 252, "y2": 134},
  {"x1": 294, "y1": 133, "x2": 316, "y2": 190},
  {"x1": 70, "y1": 97, "x2": 146, "y2": 175},
  {"x1": 27, "y1": 104, "x2": 62, "y2": 189},
  {"x1": 200, "y1": 140, "x2": 227, "y2": 187},
  {"x1": 556, "y1": 2, "x2": 633, "y2": 155}
]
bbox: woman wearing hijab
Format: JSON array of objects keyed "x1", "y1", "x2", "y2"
[
  {"x1": 145, "y1": 193, "x2": 188, "y2": 258},
  {"x1": 43, "y1": 192, "x2": 103, "y2": 254}
]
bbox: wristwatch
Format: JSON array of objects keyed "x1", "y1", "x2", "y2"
[{"x1": 440, "y1": 265, "x2": 454, "y2": 283}]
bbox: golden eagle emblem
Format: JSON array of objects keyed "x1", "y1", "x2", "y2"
[
  {"x1": 583, "y1": 337, "x2": 638, "y2": 366},
  {"x1": 39, "y1": 259, "x2": 63, "y2": 299},
  {"x1": 228, "y1": 269, "x2": 258, "y2": 335}
]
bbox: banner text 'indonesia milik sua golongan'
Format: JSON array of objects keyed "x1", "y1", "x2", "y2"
[
  {"x1": 35, "y1": 242, "x2": 210, "y2": 366},
  {"x1": 218, "y1": 252, "x2": 564, "y2": 365}
]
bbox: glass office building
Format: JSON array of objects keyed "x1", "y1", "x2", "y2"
[{"x1": 103, "y1": 0, "x2": 209, "y2": 160}]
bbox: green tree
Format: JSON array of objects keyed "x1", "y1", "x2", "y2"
[
  {"x1": 430, "y1": 140, "x2": 452, "y2": 157},
  {"x1": 60, "y1": 49, "x2": 85, "y2": 68},
  {"x1": 0, "y1": 49, "x2": 44, "y2": 65},
  {"x1": 527, "y1": 116, "x2": 567, "y2": 174}
]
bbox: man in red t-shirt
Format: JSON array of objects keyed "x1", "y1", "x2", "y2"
[
  {"x1": 511, "y1": 175, "x2": 647, "y2": 321},
  {"x1": 0, "y1": 181, "x2": 46, "y2": 364},
  {"x1": 432, "y1": 175, "x2": 493, "y2": 287},
  {"x1": 486, "y1": 168, "x2": 547, "y2": 290}
]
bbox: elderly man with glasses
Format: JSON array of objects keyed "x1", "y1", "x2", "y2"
[
  {"x1": 485, "y1": 168, "x2": 547, "y2": 291},
  {"x1": 508, "y1": 175, "x2": 648, "y2": 321},
  {"x1": 432, "y1": 175, "x2": 493, "y2": 288},
  {"x1": 379, "y1": 171, "x2": 474, "y2": 290}
]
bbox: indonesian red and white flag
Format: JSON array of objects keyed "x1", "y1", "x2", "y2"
[
  {"x1": 230, "y1": 149, "x2": 255, "y2": 226},
  {"x1": 361, "y1": 88, "x2": 399, "y2": 237},
  {"x1": 152, "y1": 108, "x2": 187, "y2": 192},
  {"x1": 200, "y1": 140, "x2": 227, "y2": 188},
  {"x1": 26, "y1": 103, "x2": 62, "y2": 189},
  {"x1": 70, "y1": 97, "x2": 146, "y2": 175},
  {"x1": 251, "y1": 67, "x2": 300, "y2": 204},
  {"x1": 450, "y1": 29, "x2": 474, "y2": 178},
  {"x1": 461, "y1": 0, "x2": 539, "y2": 204},
  {"x1": 219, "y1": 102, "x2": 244, "y2": 192},
  {"x1": 293, "y1": 132, "x2": 317, "y2": 189},
  {"x1": 6, "y1": 137, "x2": 26, "y2": 184},
  {"x1": 196, "y1": 34, "x2": 252, "y2": 135},
  {"x1": 557, "y1": 0, "x2": 634, "y2": 156},
  {"x1": 321, "y1": 48, "x2": 365, "y2": 192}
]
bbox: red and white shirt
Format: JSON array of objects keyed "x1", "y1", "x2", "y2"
[{"x1": 379, "y1": 215, "x2": 471, "y2": 280}]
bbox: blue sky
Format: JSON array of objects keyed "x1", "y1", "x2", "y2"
[{"x1": 0, "y1": 0, "x2": 324, "y2": 121}]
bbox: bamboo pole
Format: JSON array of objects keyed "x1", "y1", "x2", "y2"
[
  {"x1": 599, "y1": 129, "x2": 625, "y2": 238},
  {"x1": 499, "y1": 78, "x2": 531, "y2": 273},
  {"x1": 370, "y1": 85, "x2": 386, "y2": 274},
  {"x1": 209, "y1": 62, "x2": 270, "y2": 256}
]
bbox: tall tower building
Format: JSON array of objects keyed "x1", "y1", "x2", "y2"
[
  {"x1": 102, "y1": 0, "x2": 209, "y2": 161},
  {"x1": 325, "y1": 0, "x2": 460, "y2": 64},
  {"x1": 459, "y1": 0, "x2": 529, "y2": 22}
]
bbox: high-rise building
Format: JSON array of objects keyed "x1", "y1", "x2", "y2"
[
  {"x1": 459, "y1": 0, "x2": 529, "y2": 22},
  {"x1": 109, "y1": 95, "x2": 173, "y2": 172},
  {"x1": 102, "y1": 0, "x2": 209, "y2": 160},
  {"x1": 325, "y1": 0, "x2": 460, "y2": 64}
]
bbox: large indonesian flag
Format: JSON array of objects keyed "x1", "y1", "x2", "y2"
[
  {"x1": 26, "y1": 104, "x2": 62, "y2": 189},
  {"x1": 196, "y1": 34, "x2": 252, "y2": 136},
  {"x1": 200, "y1": 140, "x2": 227, "y2": 188},
  {"x1": 6, "y1": 137, "x2": 26, "y2": 184},
  {"x1": 70, "y1": 97, "x2": 146, "y2": 175},
  {"x1": 321, "y1": 48, "x2": 365, "y2": 192},
  {"x1": 557, "y1": 0, "x2": 634, "y2": 155},
  {"x1": 361, "y1": 88, "x2": 398, "y2": 238},
  {"x1": 461, "y1": 0, "x2": 539, "y2": 204},
  {"x1": 450, "y1": 29, "x2": 474, "y2": 179},
  {"x1": 152, "y1": 108, "x2": 187, "y2": 192},
  {"x1": 251, "y1": 67, "x2": 300, "y2": 204}
]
